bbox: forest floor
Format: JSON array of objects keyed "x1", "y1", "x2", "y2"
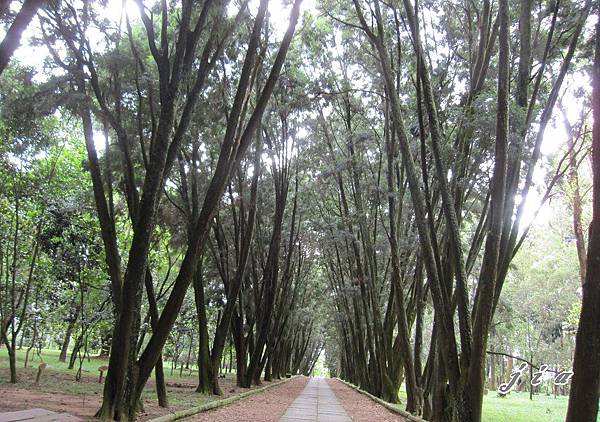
[{"x1": 0, "y1": 348, "x2": 274, "y2": 421}]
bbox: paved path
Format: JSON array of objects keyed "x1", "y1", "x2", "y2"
[
  {"x1": 0, "y1": 409, "x2": 82, "y2": 422},
  {"x1": 279, "y1": 378, "x2": 351, "y2": 422}
]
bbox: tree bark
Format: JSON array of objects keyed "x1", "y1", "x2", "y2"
[
  {"x1": 193, "y1": 257, "x2": 212, "y2": 394},
  {"x1": 566, "y1": 8, "x2": 600, "y2": 422},
  {"x1": 465, "y1": 0, "x2": 510, "y2": 418},
  {"x1": 143, "y1": 271, "x2": 168, "y2": 407}
]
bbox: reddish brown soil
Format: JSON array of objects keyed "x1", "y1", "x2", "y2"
[
  {"x1": 183, "y1": 376, "x2": 309, "y2": 422},
  {"x1": 0, "y1": 388, "x2": 120, "y2": 420},
  {"x1": 327, "y1": 378, "x2": 410, "y2": 422},
  {"x1": 0, "y1": 376, "x2": 173, "y2": 421}
]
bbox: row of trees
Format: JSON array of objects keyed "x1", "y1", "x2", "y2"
[
  {"x1": 0, "y1": 0, "x2": 324, "y2": 420},
  {"x1": 312, "y1": 0, "x2": 596, "y2": 421}
]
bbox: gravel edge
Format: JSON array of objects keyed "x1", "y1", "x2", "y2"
[
  {"x1": 334, "y1": 378, "x2": 430, "y2": 422},
  {"x1": 148, "y1": 376, "x2": 299, "y2": 422}
]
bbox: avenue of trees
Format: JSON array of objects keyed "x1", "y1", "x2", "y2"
[{"x1": 0, "y1": 1, "x2": 599, "y2": 422}]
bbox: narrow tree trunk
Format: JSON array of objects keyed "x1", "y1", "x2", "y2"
[
  {"x1": 60, "y1": 309, "x2": 79, "y2": 363},
  {"x1": 464, "y1": 0, "x2": 510, "y2": 418},
  {"x1": 264, "y1": 357, "x2": 272, "y2": 382},
  {"x1": 193, "y1": 258, "x2": 212, "y2": 394},
  {"x1": 59, "y1": 328, "x2": 73, "y2": 363},
  {"x1": 69, "y1": 334, "x2": 82, "y2": 370},
  {"x1": 143, "y1": 271, "x2": 168, "y2": 407},
  {"x1": 232, "y1": 312, "x2": 247, "y2": 387},
  {"x1": 154, "y1": 357, "x2": 168, "y2": 407},
  {"x1": 24, "y1": 321, "x2": 38, "y2": 369},
  {"x1": 562, "y1": 106, "x2": 588, "y2": 284},
  {"x1": 8, "y1": 339, "x2": 17, "y2": 383}
]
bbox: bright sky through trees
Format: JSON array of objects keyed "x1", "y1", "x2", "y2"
[
  {"x1": 7, "y1": 0, "x2": 590, "y2": 231},
  {"x1": 0, "y1": 2, "x2": 596, "y2": 421}
]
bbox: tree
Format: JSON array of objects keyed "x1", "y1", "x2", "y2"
[
  {"x1": 566, "y1": 7, "x2": 600, "y2": 422},
  {"x1": 39, "y1": 0, "x2": 303, "y2": 418},
  {"x1": 0, "y1": 0, "x2": 45, "y2": 75},
  {"x1": 317, "y1": 0, "x2": 590, "y2": 419},
  {"x1": 0, "y1": 67, "x2": 78, "y2": 382}
]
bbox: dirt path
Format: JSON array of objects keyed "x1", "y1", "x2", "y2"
[
  {"x1": 182, "y1": 376, "x2": 309, "y2": 422},
  {"x1": 181, "y1": 377, "x2": 411, "y2": 422},
  {"x1": 327, "y1": 378, "x2": 409, "y2": 422}
]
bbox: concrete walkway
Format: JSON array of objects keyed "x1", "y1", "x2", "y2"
[{"x1": 279, "y1": 378, "x2": 351, "y2": 422}]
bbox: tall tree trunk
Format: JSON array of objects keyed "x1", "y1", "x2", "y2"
[
  {"x1": 566, "y1": 9, "x2": 600, "y2": 422},
  {"x1": 384, "y1": 89, "x2": 420, "y2": 412},
  {"x1": 25, "y1": 327, "x2": 37, "y2": 369},
  {"x1": 69, "y1": 334, "x2": 82, "y2": 370},
  {"x1": 465, "y1": 0, "x2": 510, "y2": 418},
  {"x1": 143, "y1": 271, "x2": 168, "y2": 407},
  {"x1": 232, "y1": 311, "x2": 247, "y2": 387},
  {"x1": 1, "y1": 332, "x2": 18, "y2": 383},
  {"x1": 193, "y1": 258, "x2": 212, "y2": 394},
  {"x1": 561, "y1": 106, "x2": 588, "y2": 284},
  {"x1": 9, "y1": 342, "x2": 17, "y2": 383},
  {"x1": 59, "y1": 326, "x2": 73, "y2": 363}
]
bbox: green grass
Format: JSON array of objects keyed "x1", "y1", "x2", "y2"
[
  {"x1": 390, "y1": 383, "x2": 598, "y2": 422},
  {"x1": 482, "y1": 391, "x2": 571, "y2": 422},
  {"x1": 0, "y1": 348, "x2": 95, "y2": 372}
]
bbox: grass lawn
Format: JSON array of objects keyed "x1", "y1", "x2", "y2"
[
  {"x1": 393, "y1": 383, "x2": 598, "y2": 422},
  {"x1": 482, "y1": 391, "x2": 576, "y2": 422}
]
